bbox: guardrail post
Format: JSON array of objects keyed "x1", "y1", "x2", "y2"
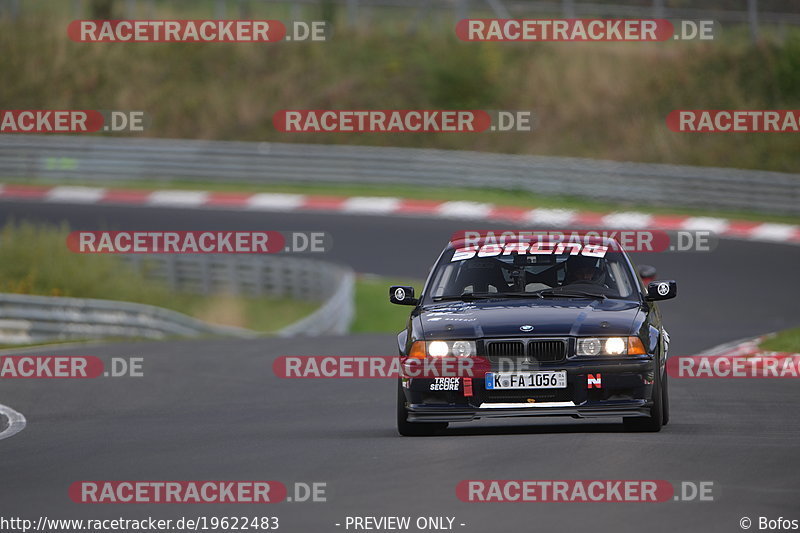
[
  {"x1": 202, "y1": 256, "x2": 214, "y2": 295},
  {"x1": 166, "y1": 255, "x2": 179, "y2": 293},
  {"x1": 215, "y1": 0, "x2": 226, "y2": 18},
  {"x1": 455, "y1": 0, "x2": 469, "y2": 23},
  {"x1": 237, "y1": 0, "x2": 249, "y2": 19},
  {"x1": 2, "y1": 0, "x2": 22, "y2": 19},
  {"x1": 407, "y1": 0, "x2": 428, "y2": 34},
  {"x1": 748, "y1": 0, "x2": 760, "y2": 42},
  {"x1": 124, "y1": 0, "x2": 135, "y2": 18},
  {"x1": 227, "y1": 255, "x2": 239, "y2": 294},
  {"x1": 267, "y1": 260, "x2": 283, "y2": 298},
  {"x1": 346, "y1": 0, "x2": 358, "y2": 28},
  {"x1": 652, "y1": 0, "x2": 665, "y2": 18},
  {"x1": 562, "y1": 0, "x2": 575, "y2": 18},
  {"x1": 253, "y1": 257, "x2": 266, "y2": 295}
]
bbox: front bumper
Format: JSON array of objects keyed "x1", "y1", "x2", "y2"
[
  {"x1": 407, "y1": 399, "x2": 650, "y2": 422},
  {"x1": 402, "y1": 358, "x2": 656, "y2": 422}
]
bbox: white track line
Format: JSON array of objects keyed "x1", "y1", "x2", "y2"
[
  {"x1": 342, "y1": 196, "x2": 401, "y2": 214},
  {"x1": 525, "y1": 208, "x2": 577, "y2": 226},
  {"x1": 46, "y1": 186, "x2": 106, "y2": 203},
  {"x1": 750, "y1": 223, "x2": 798, "y2": 242},
  {"x1": 147, "y1": 190, "x2": 209, "y2": 207},
  {"x1": 437, "y1": 201, "x2": 493, "y2": 219},
  {"x1": 0, "y1": 403, "x2": 27, "y2": 441},
  {"x1": 246, "y1": 192, "x2": 305, "y2": 211},
  {"x1": 601, "y1": 211, "x2": 654, "y2": 229}
]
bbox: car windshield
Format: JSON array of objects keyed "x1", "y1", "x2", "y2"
[{"x1": 426, "y1": 244, "x2": 640, "y2": 302}]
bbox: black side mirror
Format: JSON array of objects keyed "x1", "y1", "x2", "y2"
[
  {"x1": 646, "y1": 280, "x2": 677, "y2": 301},
  {"x1": 389, "y1": 285, "x2": 418, "y2": 306},
  {"x1": 637, "y1": 264, "x2": 657, "y2": 285}
]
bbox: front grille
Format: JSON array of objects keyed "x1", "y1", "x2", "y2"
[
  {"x1": 485, "y1": 338, "x2": 567, "y2": 365},
  {"x1": 486, "y1": 341, "x2": 525, "y2": 360},
  {"x1": 528, "y1": 340, "x2": 566, "y2": 362}
]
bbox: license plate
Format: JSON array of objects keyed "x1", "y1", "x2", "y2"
[{"x1": 485, "y1": 371, "x2": 567, "y2": 390}]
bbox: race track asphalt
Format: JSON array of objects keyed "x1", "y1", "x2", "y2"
[{"x1": 0, "y1": 200, "x2": 798, "y2": 532}]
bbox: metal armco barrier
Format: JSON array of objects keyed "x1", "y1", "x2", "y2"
[
  {"x1": 0, "y1": 254, "x2": 355, "y2": 344},
  {"x1": 0, "y1": 135, "x2": 798, "y2": 215},
  {"x1": 276, "y1": 268, "x2": 355, "y2": 337},
  {"x1": 121, "y1": 254, "x2": 347, "y2": 302},
  {"x1": 122, "y1": 254, "x2": 356, "y2": 337},
  {"x1": 0, "y1": 292, "x2": 255, "y2": 344}
]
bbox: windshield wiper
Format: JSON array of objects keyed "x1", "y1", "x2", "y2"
[
  {"x1": 538, "y1": 288, "x2": 607, "y2": 299},
  {"x1": 433, "y1": 292, "x2": 544, "y2": 302},
  {"x1": 490, "y1": 292, "x2": 544, "y2": 299},
  {"x1": 432, "y1": 293, "x2": 497, "y2": 301}
]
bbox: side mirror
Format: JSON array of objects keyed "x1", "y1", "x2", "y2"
[
  {"x1": 389, "y1": 285, "x2": 418, "y2": 306},
  {"x1": 637, "y1": 264, "x2": 657, "y2": 286},
  {"x1": 646, "y1": 280, "x2": 677, "y2": 301}
]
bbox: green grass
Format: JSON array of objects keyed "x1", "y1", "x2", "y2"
[
  {"x1": 761, "y1": 328, "x2": 800, "y2": 353},
  {"x1": 0, "y1": 222, "x2": 317, "y2": 333},
  {"x1": 0, "y1": 223, "x2": 423, "y2": 336},
  {"x1": 9, "y1": 177, "x2": 800, "y2": 225},
  {"x1": 2, "y1": 9, "x2": 800, "y2": 173},
  {"x1": 352, "y1": 275, "x2": 424, "y2": 334}
]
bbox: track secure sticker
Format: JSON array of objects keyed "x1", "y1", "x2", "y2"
[{"x1": 430, "y1": 377, "x2": 460, "y2": 391}]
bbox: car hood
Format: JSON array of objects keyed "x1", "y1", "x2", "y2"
[{"x1": 418, "y1": 298, "x2": 642, "y2": 339}]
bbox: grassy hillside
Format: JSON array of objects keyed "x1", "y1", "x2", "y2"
[
  {"x1": 0, "y1": 223, "x2": 317, "y2": 333},
  {"x1": 1, "y1": 8, "x2": 799, "y2": 172}
]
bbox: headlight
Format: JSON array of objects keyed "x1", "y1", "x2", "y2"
[
  {"x1": 413, "y1": 340, "x2": 477, "y2": 358},
  {"x1": 451, "y1": 340, "x2": 475, "y2": 358},
  {"x1": 576, "y1": 336, "x2": 646, "y2": 356},
  {"x1": 427, "y1": 340, "x2": 450, "y2": 357},
  {"x1": 604, "y1": 337, "x2": 626, "y2": 355},
  {"x1": 576, "y1": 338, "x2": 602, "y2": 356}
]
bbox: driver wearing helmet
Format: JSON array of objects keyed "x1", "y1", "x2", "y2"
[{"x1": 565, "y1": 255, "x2": 605, "y2": 286}]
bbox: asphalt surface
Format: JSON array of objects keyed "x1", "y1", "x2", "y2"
[{"x1": 0, "y1": 200, "x2": 799, "y2": 532}]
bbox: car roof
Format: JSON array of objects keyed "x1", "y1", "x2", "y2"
[{"x1": 447, "y1": 232, "x2": 624, "y2": 251}]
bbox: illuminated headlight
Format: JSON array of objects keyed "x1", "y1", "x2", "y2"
[
  {"x1": 428, "y1": 340, "x2": 476, "y2": 358},
  {"x1": 604, "y1": 337, "x2": 626, "y2": 355},
  {"x1": 427, "y1": 341, "x2": 450, "y2": 357},
  {"x1": 576, "y1": 337, "x2": 647, "y2": 356}
]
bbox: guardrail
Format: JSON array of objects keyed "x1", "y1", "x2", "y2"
[
  {"x1": 0, "y1": 254, "x2": 355, "y2": 344},
  {"x1": 0, "y1": 135, "x2": 798, "y2": 215},
  {"x1": 0, "y1": 292, "x2": 255, "y2": 344},
  {"x1": 122, "y1": 254, "x2": 356, "y2": 336},
  {"x1": 276, "y1": 268, "x2": 355, "y2": 337},
  {"x1": 121, "y1": 254, "x2": 348, "y2": 302}
]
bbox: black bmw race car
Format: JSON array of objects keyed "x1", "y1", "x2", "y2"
[{"x1": 391, "y1": 235, "x2": 676, "y2": 436}]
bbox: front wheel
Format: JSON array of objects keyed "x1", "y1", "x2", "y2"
[
  {"x1": 661, "y1": 370, "x2": 670, "y2": 426},
  {"x1": 396, "y1": 380, "x2": 448, "y2": 436},
  {"x1": 623, "y1": 367, "x2": 664, "y2": 433}
]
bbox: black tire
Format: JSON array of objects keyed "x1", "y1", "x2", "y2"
[
  {"x1": 396, "y1": 381, "x2": 448, "y2": 436},
  {"x1": 623, "y1": 366, "x2": 663, "y2": 433},
  {"x1": 661, "y1": 370, "x2": 670, "y2": 426}
]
